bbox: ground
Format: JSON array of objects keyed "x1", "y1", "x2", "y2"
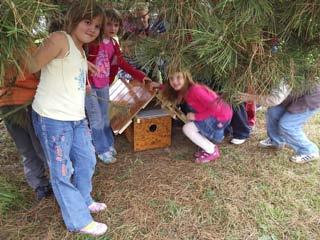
[{"x1": 0, "y1": 111, "x2": 320, "y2": 240}]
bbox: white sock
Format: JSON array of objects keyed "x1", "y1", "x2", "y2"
[{"x1": 182, "y1": 122, "x2": 215, "y2": 154}]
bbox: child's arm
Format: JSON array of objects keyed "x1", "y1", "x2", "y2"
[
  {"x1": 238, "y1": 82, "x2": 291, "y2": 107},
  {"x1": 27, "y1": 32, "x2": 66, "y2": 73},
  {"x1": 113, "y1": 41, "x2": 147, "y2": 82}
]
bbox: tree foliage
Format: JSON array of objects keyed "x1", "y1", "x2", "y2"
[
  {"x1": 118, "y1": 0, "x2": 320, "y2": 100},
  {"x1": 1, "y1": 0, "x2": 320, "y2": 102},
  {"x1": 0, "y1": 0, "x2": 56, "y2": 87}
]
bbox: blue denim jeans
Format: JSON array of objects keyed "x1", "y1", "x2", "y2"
[
  {"x1": 85, "y1": 86, "x2": 114, "y2": 154},
  {"x1": 32, "y1": 110, "x2": 95, "y2": 231},
  {"x1": 266, "y1": 105, "x2": 319, "y2": 155},
  {"x1": 194, "y1": 117, "x2": 230, "y2": 143}
]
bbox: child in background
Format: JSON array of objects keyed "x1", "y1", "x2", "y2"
[
  {"x1": 86, "y1": 8, "x2": 151, "y2": 164},
  {"x1": 162, "y1": 63, "x2": 233, "y2": 164},
  {"x1": 119, "y1": 2, "x2": 167, "y2": 82},
  {"x1": 1, "y1": 63, "x2": 51, "y2": 201},
  {"x1": 28, "y1": 1, "x2": 107, "y2": 236},
  {"x1": 239, "y1": 82, "x2": 320, "y2": 163},
  {"x1": 123, "y1": 2, "x2": 166, "y2": 39}
]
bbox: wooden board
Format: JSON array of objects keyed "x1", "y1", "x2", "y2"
[
  {"x1": 127, "y1": 109, "x2": 172, "y2": 151},
  {"x1": 109, "y1": 79, "x2": 156, "y2": 134},
  {"x1": 156, "y1": 93, "x2": 188, "y2": 123}
]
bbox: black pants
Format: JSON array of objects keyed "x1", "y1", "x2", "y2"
[{"x1": 227, "y1": 103, "x2": 251, "y2": 139}]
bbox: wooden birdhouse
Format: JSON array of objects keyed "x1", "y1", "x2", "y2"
[
  {"x1": 109, "y1": 79, "x2": 186, "y2": 152},
  {"x1": 124, "y1": 109, "x2": 172, "y2": 151}
]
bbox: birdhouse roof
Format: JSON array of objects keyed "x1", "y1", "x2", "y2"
[
  {"x1": 110, "y1": 79, "x2": 157, "y2": 135},
  {"x1": 110, "y1": 78, "x2": 187, "y2": 135}
]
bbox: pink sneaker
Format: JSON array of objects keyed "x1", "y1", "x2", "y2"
[
  {"x1": 88, "y1": 202, "x2": 107, "y2": 213},
  {"x1": 195, "y1": 146, "x2": 220, "y2": 164}
]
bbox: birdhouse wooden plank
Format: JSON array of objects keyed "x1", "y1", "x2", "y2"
[{"x1": 109, "y1": 79, "x2": 156, "y2": 135}]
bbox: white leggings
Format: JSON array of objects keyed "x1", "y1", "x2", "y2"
[{"x1": 182, "y1": 122, "x2": 216, "y2": 154}]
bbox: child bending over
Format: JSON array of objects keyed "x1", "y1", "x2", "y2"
[
  {"x1": 1, "y1": 61, "x2": 51, "y2": 201},
  {"x1": 162, "y1": 64, "x2": 233, "y2": 164},
  {"x1": 239, "y1": 81, "x2": 320, "y2": 163}
]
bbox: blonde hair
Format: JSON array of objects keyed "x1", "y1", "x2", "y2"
[
  {"x1": 63, "y1": 0, "x2": 105, "y2": 41},
  {"x1": 131, "y1": 2, "x2": 149, "y2": 16},
  {"x1": 162, "y1": 62, "x2": 195, "y2": 104}
]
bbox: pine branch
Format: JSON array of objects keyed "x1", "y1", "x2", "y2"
[{"x1": 0, "y1": 0, "x2": 57, "y2": 87}]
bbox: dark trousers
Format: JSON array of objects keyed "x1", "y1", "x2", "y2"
[
  {"x1": 4, "y1": 106, "x2": 49, "y2": 190},
  {"x1": 228, "y1": 103, "x2": 251, "y2": 139}
]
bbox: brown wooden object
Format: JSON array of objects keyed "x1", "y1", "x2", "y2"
[
  {"x1": 110, "y1": 79, "x2": 156, "y2": 134},
  {"x1": 126, "y1": 109, "x2": 172, "y2": 151},
  {"x1": 156, "y1": 93, "x2": 188, "y2": 123}
]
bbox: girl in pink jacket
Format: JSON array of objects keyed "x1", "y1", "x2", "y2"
[{"x1": 162, "y1": 64, "x2": 233, "y2": 164}]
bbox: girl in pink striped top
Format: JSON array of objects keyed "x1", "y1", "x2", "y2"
[
  {"x1": 162, "y1": 65, "x2": 233, "y2": 163},
  {"x1": 86, "y1": 9, "x2": 151, "y2": 164}
]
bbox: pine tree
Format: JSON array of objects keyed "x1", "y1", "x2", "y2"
[
  {"x1": 0, "y1": 0, "x2": 56, "y2": 86},
  {"x1": 124, "y1": 0, "x2": 320, "y2": 101},
  {"x1": 0, "y1": 0, "x2": 56, "y2": 125},
  {"x1": 1, "y1": 0, "x2": 319, "y2": 104}
]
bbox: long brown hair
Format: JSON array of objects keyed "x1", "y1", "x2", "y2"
[
  {"x1": 63, "y1": 0, "x2": 105, "y2": 41},
  {"x1": 162, "y1": 62, "x2": 195, "y2": 104}
]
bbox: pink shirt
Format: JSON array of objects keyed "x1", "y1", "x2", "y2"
[
  {"x1": 103, "y1": 39, "x2": 115, "y2": 63},
  {"x1": 89, "y1": 39, "x2": 113, "y2": 88},
  {"x1": 88, "y1": 38, "x2": 146, "y2": 87},
  {"x1": 184, "y1": 84, "x2": 233, "y2": 122}
]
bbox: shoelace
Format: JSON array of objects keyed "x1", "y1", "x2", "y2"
[
  {"x1": 300, "y1": 155, "x2": 314, "y2": 161},
  {"x1": 199, "y1": 151, "x2": 218, "y2": 159},
  {"x1": 264, "y1": 138, "x2": 272, "y2": 145}
]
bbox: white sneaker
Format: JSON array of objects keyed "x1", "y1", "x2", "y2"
[
  {"x1": 98, "y1": 151, "x2": 117, "y2": 164},
  {"x1": 109, "y1": 146, "x2": 117, "y2": 156},
  {"x1": 259, "y1": 138, "x2": 275, "y2": 148},
  {"x1": 80, "y1": 221, "x2": 107, "y2": 236},
  {"x1": 256, "y1": 105, "x2": 263, "y2": 111},
  {"x1": 290, "y1": 153, "x2": 320, "y2": 164},
  {"x1": 88, "y1": 202, "x2": 107, "y2": 213},
  {"x1": 230, "y1": 138, "x2": 246, "y2": 145}
]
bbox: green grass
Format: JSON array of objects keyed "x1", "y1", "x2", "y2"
[
  {"x1": 74, "y1": 235, "x2": 111, "y2": 240},
  {"x1": 0, "y1": 113, "x2": 319, "y2": 239},
  {"x1": 0, "y1": 177, "x2": 24, "y2": 215}
]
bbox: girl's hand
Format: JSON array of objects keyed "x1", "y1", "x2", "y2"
[
  {"x1": 142, "y1": 76, "x2": 152, "y2": 84},
  {"x1": 86, "y1": 83, "x2": 91, "y2": 95},
  {"x1": 186, "y1": 112, "x2": 195, "y2": 121},
  {"x1": 88, "y1": 61, "x2": 99, "y2": 74},
  {"x1": 86, "y1": 76, "x2": 92, "y2": 95},
  {"x1": 143, "y1": 77, "x2": 162, "y2": 91},
  {"x1": 148, "y1": 81, "x2": 161, "y2": 90}
]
